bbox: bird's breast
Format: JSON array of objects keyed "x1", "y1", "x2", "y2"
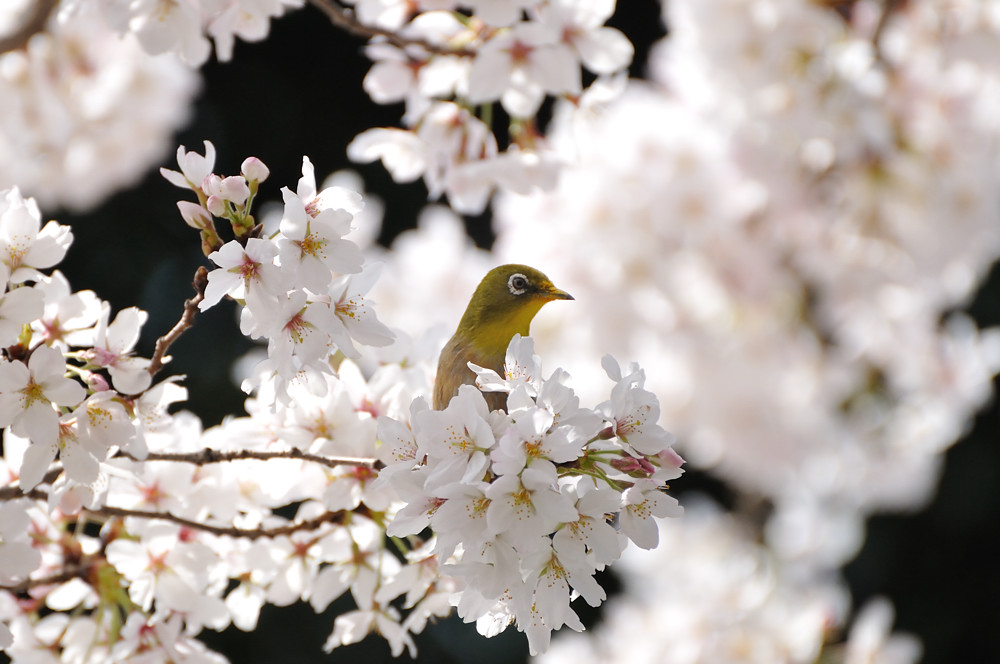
[{"x1": 433, "y1": 334, "x2": 507, "y2": 411}]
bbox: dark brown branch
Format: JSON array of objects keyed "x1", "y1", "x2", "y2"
[
  {"x1": 0, "y1": 469, "x2": 60, "y2": 501},
  {"x1": 146, "y1": 266, "x2": 208, "y2": 380},
  {"x1": 1, "y1": 446, "x2": 380, "y2": 503},
  {"x1": 88, "y1": 502, "x2": 349, "y2": 540},
  {"x1": 115, "y1": 446, "x2": 381, "y2": 470},
  {"x1": 5, "y1": 485, "x2": 351, "y2": 541},
  {"x1": 306, "y1": 0, "x2": 474, "y2": 57},
  {"x1": 0, "y1": 561, "x2": 94, "y2": 594},
  {"x1": 0, "y1": 507, "x2": 350, "y2": 593},
  {"x1": 0, "y1": 0, "x2": 58, "y2": 53}
]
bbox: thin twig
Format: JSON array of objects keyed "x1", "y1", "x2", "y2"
[
  {"x1": 5, "y1": 485, "x2": 352, "y2": 540},
  {"x1": 115, "y1": 447, "x2": 381, "y2": 470},
  {"x1": 1, "y1": 447, "x2": 379, "y2": 504},
  {"x1": 306, "y1": 0, "x2": 474, "y2": 57},
  {"x1": 0, "y1": 505, "x2": 356, "y2": 593},
  {"x1": 0, "y1": 469, "x2": 60, "y2": 502},
  {"x1": 89, "y1": 502, "x2": 350, "y2": 540},
  {"x1": 146, "y1": 266, "x2": 208, "y2": 381},
  {"x1": 0, "y1": 0, "x2": 58, "y2": 53},
  {"x1": 0, "y1": 562, "x2": 95, "y2": 594}
]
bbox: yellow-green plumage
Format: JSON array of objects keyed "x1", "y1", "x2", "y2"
[{"x1": 433, "y1": 264, "x2": 573, "y2": 411}]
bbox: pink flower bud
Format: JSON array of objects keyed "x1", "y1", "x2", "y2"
[
  {"x1": 86, "y1": 372, "x2": 110, "y2": 392},
  {"x1": 241, "y1": 156, "x2": 270, "y2": 183},
  {"x1": 654, "y1": 447, "x2": 685, "y2": 472},
  {"x1": 177, "y1": 201, "x2": 211, "y2": 229},
  {"x1": 610, "y1": 456, "x2": 644, "y2": 473},
  {"x1": 610, "y1": 454, "x2": 657, "y2": 477},
  {"x1": 220, "y1": 176, "x2": 250, "y2": 205},
  {"x1": 206, "y1": 194, "x2": 226, "y2": 216},
  {"x1": 202, "y1": 173, "x2": 223, "y2": 196}
]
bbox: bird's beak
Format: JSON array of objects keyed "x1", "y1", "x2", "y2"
[{"x1": 544, "y1": 286, "x2": 574, "y2": 301}]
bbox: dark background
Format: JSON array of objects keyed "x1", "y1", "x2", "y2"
[{"x1": 37, "y1": 1, "x2": 1000, "y2": 662}]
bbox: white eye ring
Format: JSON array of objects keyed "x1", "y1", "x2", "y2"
[{"x1": 508, "y1": 273, "x2": 529, "y2": 295}]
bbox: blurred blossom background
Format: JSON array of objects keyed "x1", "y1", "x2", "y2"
[{"x1": 2, "y1": 0, "x2": 998, "y2": 662}]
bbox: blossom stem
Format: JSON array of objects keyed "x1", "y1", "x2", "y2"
[{"x1": 560, "y1": 464, "x2": 624, "y2": 492}]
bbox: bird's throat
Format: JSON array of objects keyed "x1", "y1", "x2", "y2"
[{"x1": 465, "y1": 300, "x2": 545, "y2": 358}]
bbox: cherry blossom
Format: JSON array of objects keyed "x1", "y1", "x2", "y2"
[
  {"x1": 276, "y1": 183, "x2": 363, "y2": 292},
  {"x1": 467, "y1": 21, "x2": 581, "y2": 118},
  {"x1": 29, "y1": 271, "x2": 102, "y2": 348},
  {"x1": 200, "y1": 239, "x2": 287, "y2": 318},
  {"x1": 84, "y1": 305, "x2": 153, "y2": 394},
  {"x1": 471, "y1": 332, "x2": 544, "y2": 397},
  {"x1": 0, "y1": 280, "x2": 43, "y2": 348},
  {"x1": 326, "y1": 264, "x2": 396, "y2": 358},
  {"x1": 0, "y1": 188, "x2": 73, "y2": 283},
  {"x1": 0, "y1": 345, "x2": 85, "y2": 450},
  {"x1": 0, "y1": 501, "x2": 41, "y2": 585},
  {"x1": 534, "y1": 0, "x2": 634, "y2": 75},
  {"x1": 160, "y1": 141, "x2": 218, "y2": 192}
]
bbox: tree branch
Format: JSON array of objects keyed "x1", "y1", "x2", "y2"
[
  {"x1": 115, "y1": 446, "x2": 381, "y2": 470},
  {"x1": 4, "y1": 486, "x2": 353, "y2": 541},
  {"x1": 146, "y1": 266, "x2": 208, "y2": 381},
  {"x1": 0, "y1": 561, "x2": 95, "y2": 595},
  {"x1": 0, "y1": 0, "x2": 58, "y2": 54},
  {"x1": 1, "y1": 446, "x2": 380, "y2": 504},
  {"x1": 88, "y1": 501, "x2": 350, "y2": 540},
  {"x1": 0, "y1": 505, "x2": 356, "y2": 593},
  {"x1": 0, "y1": 469, "x2": 60, "y2": 502},
  {"x1": 306, "y1": 0, "x2": 474, "y2": 57}
]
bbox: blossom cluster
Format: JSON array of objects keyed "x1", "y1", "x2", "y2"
[
  {"x1": 341, "y1": 1, "x2": 1000, "y2": 658},
  {"x1": 0, "y1": 145, "x2": 683, "y2": 661},
  {"x1": 0, "y1": 186, "x2": 156, "y2": 503},
  {"x1": 0, "y1": 3, "x2": 198, "y2": 211},
  {"x1": 377, "y1": 337, "x2": 682, "y2": 654},
  {"x1": 535, "y1": 498, "x2": 922, "y2": 664},
  {"x1": 58, "y1": 0, "x2": 304, "y2": 66},
  {"x1": 0, "y1": 0, "x2": 989, "y2": 661},
  {"x1": 346, "y1": 0, "x2": 634, "y2": 212},
  {"x1": 161, "y1": 140, "x2": 393, "y2": 405},
  {"x1": 489, "y1": 0, "x2": 1000, "y2": 569},
  {"x1": 2, "y1": 1, "x2": 633, "y2": 216}
]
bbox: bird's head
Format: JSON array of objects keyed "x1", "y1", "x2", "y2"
[{"x1": 456, "y1": 264, "x2": 573, "y2": 355}]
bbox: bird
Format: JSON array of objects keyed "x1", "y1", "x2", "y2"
[{"x1": 433, "y1": 264, "x2": 573, "y2": 411}]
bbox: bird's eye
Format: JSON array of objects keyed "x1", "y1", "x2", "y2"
[{"x1": 508, "y1": 274, "x2": 529, "y2": 295}]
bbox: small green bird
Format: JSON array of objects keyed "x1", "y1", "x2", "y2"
[{"x1": 434, "y1": 264, "x2": 573, "y2": 411}]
